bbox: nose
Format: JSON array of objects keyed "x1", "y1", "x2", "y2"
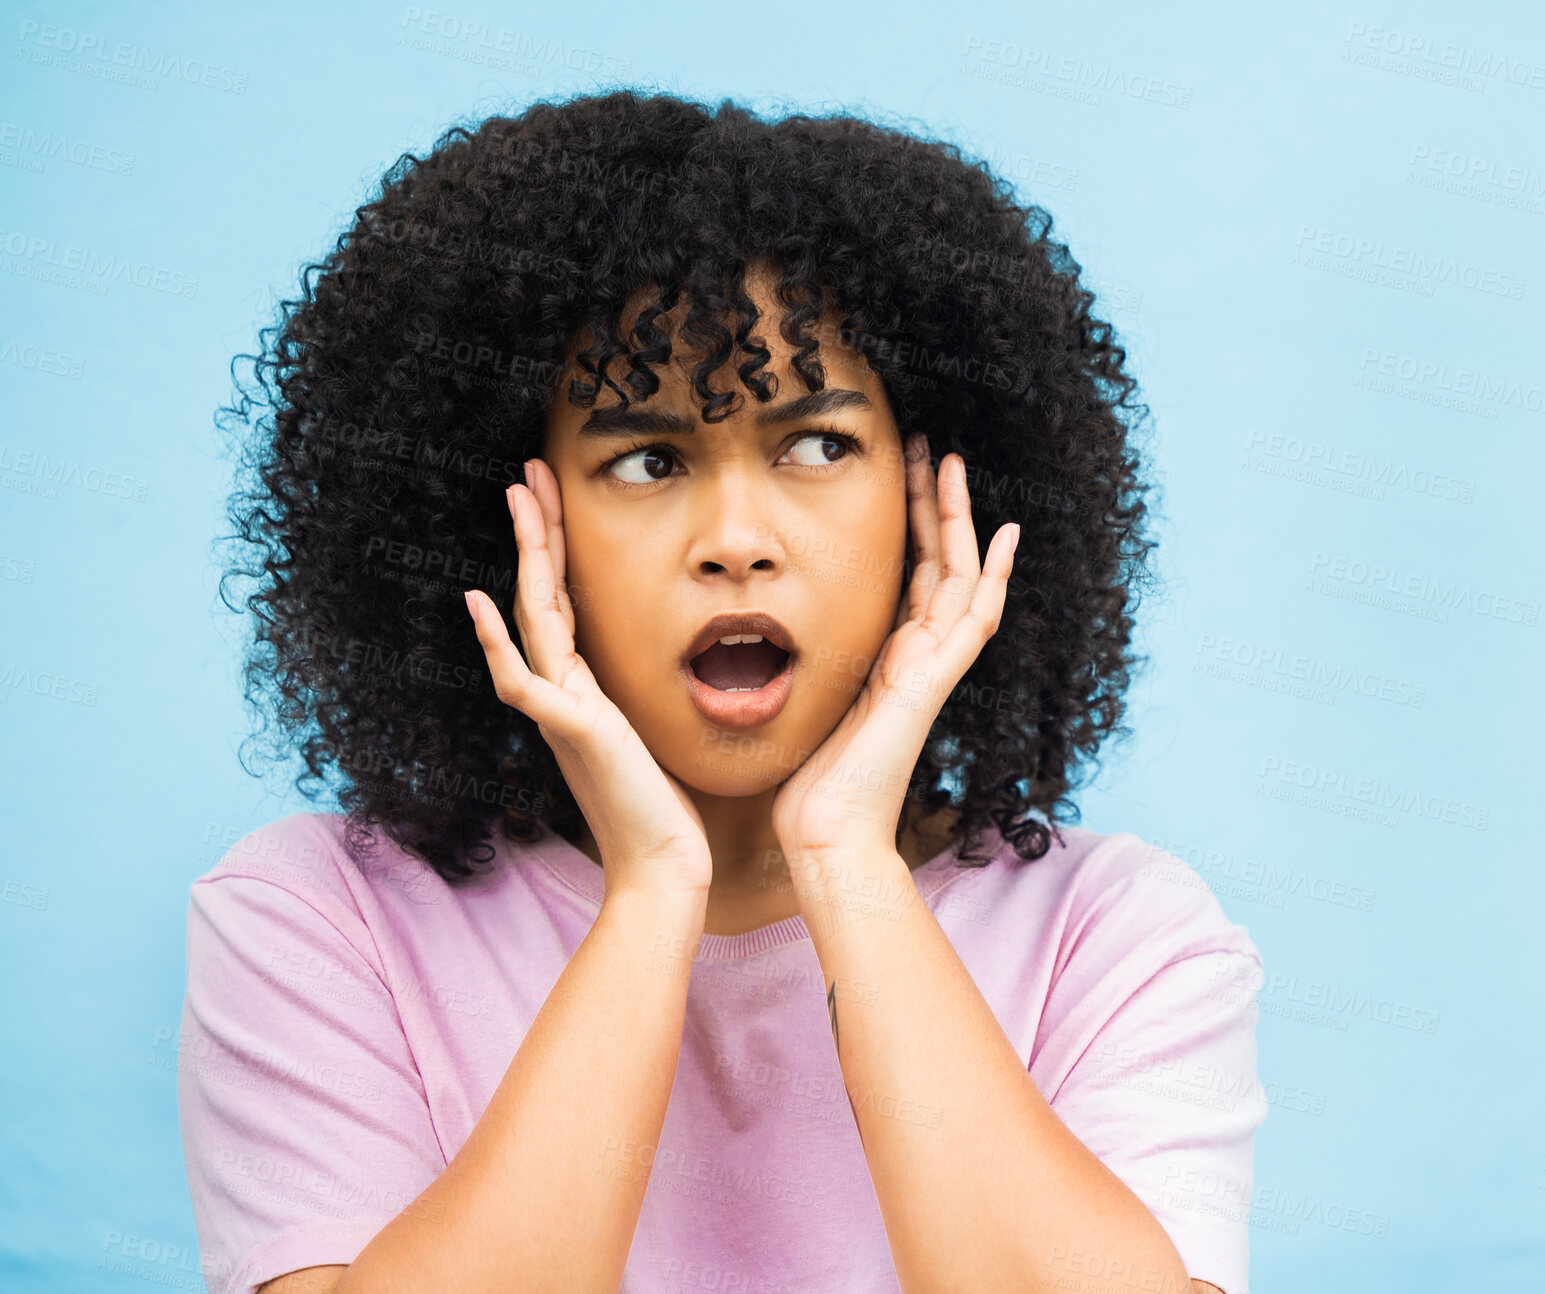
[{"x1": 685, "y1": 467, "x2": 786, "y2": 581}]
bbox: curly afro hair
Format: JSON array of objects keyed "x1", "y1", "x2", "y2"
[{"x1": 216, "y1": 88, "x2": 1158, "y2": 885}]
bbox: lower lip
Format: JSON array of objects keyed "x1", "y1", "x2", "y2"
[{"x1": 682, "y1": 652, "x2": 797, "y2": 731}]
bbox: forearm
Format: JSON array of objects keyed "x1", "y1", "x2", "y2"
[
  {"x1": 337, "y1": 888, "x2": 705, "y2": 1294},
  {"x1": 797, "y1": 847, "x2": 1194, "y2": 1294}
]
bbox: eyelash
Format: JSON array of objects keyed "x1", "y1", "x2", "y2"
[{"x1": 600, "y1": 426, "x2": 864, "y2": 486}]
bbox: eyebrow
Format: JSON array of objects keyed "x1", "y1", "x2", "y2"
[{"x1": 575, "y1": 387, "x2": 874, "y2": 439}]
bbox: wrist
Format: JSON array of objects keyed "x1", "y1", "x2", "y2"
[
  {"x1": 782, "y1": 842, "x2": 909, "y2": 887},
  {"x1": 783, "y1": 845, "x2": 917, "y2": 936},
  {"x1": 593, "y1": 887, "x2": 708, "y2": 985},
  {"x1": 600, "y1": 881, "x2": 708, "y2": 934}
]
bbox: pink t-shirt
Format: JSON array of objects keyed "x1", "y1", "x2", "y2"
[{"x1": 177, "y1": 811, "x2": 1267, "y2": 1294}]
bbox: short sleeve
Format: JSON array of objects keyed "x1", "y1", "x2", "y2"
[
  {"x1": 1039, "y1": 853, "x2": 1268, "y2": 1294},
  {"x1": 177, "y1": 868, "x2": 447, "y2": 1294}
]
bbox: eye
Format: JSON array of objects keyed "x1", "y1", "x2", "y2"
[
  {"x1": 784, "y1": 429, "x2": 861, "y2": 469},
  {"x1": 605, "y1": 443, "x2": 680, "y2": 485},
  {"x1": 599, "y1": 428, "x2": 863, "y2": 487}
]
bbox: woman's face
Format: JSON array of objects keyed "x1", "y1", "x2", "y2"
[{"x1": 539, "y1": 275, "x2": 909, "y2": 799}]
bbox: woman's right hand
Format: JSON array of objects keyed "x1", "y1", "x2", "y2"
[{"x1": 465, "y1": 457, "x2": 714, "y2": 907}]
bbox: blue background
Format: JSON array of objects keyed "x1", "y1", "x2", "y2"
[{"x1": 2, "y1": 1, "x2": 1541, "y2": 1289}]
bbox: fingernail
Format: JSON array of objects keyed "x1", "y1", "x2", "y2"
[
  {"x1": 506, "y1": 484, "x2": 517, "y2": 520},
  {"x1": 464, "y1": 590, "x2": 478, "y2": 621}
]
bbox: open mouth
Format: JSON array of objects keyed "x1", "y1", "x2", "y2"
[{"x1": 687, "y1": 636, "x2": 793, "y2": 692}]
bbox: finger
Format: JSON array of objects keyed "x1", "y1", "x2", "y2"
[
  {"x1": 523, "y1": 458, "x2": 575, "y2": 637},
  {"x1": 917, "y1": 453, "x2": 981, "y2": 638},
  {"x1": 890, "y1": 565, "x2": 909, "y2": 635},
  {"x1": 938, "y1": 522, "x2": 1018, "y2": 667},
  {"x1": 903, "y1": 434, "x2": 942, "y2": 623},
  {"x1": 508, "y1": 482, "x2": 577, "y2": 681},
  {"x1": 465, "y1": 588, "x2": 585, "y2": 732}
]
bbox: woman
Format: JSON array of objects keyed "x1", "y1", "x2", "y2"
[{"x1": 180, "y1": 89, "x2": 1263, "y2": 1294}]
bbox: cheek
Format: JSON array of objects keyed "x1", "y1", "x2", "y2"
[
  {"x1": 809, "y1": 490, "x2": 907, "y2": 608},
  {"x1": 560, "y1": 518, "x2": 647, "y2": 681},
  {"x1": 796, "y1": 505, "x2": 907, "y2": 697}
]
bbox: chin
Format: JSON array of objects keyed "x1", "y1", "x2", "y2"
[{"x1": 667, "y1": 721, "x2": 817, "y2": 799}]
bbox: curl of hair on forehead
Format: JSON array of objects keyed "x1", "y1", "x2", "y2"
[{"x1": 563, "y1": 261, "x2": 845, "y2": 421}]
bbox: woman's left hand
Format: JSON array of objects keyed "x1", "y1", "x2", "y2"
[{"x1": 770, "y1": 433, "x2": 1019, "y2": 872}]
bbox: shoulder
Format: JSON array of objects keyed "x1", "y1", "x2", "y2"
[
  {"x1": 192, "y1": 810, "x2": 451, "y2": 911},
  {"x1": 185, "y1": 812, "x2": 559, "y2": 982},
  {"x1": 961, "y1": 827, "x2": 1267, "y2": 1116},
  {"x1": 947, "y1": 821, "x2": 1261, "y2": 977},
  {"x1": 185, "y1": 813, "x2": 382, "y2": 980},
  {"x1": 196, "y1": 811, "x2": 344, "y2": 883},
  {"x1": 1054, "y1": 826, "x2": 1259, "y2": 962},
  {"x1": 1030, "y1": 829, "x2": 1264, "y2": 1062}
]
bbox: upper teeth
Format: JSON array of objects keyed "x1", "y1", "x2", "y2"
[{"x1": 718, "y1": 634, "x2": 764, "y2": 646}]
